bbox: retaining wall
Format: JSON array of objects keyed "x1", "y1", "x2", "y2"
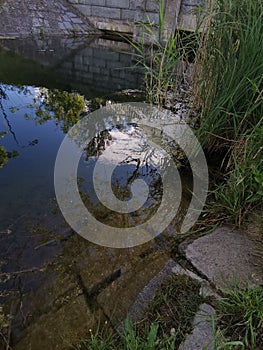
[{"x1": 68, "y1": 0, "x2": 207, "y2": 35}]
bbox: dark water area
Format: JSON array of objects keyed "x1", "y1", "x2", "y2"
[
  {"x1": 0, "y1": 36, "x2": 192, "y2": 348},
  {"x1": 0, "y1": 36, "x2": 143, "y2": 95},
  {"x1": 0, "y1": 35, "x2": 144, "y2": 267}
]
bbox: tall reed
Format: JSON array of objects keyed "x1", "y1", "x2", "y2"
[
  {"x1": 126, "y1": 0, "x2": 197, "y2": 107},
  {"x1": 194, "y1": 0, "x2": 263, "y2": 151},
  {"x1": 193, "y1": 0, "x2": 263, "y2": 224}
]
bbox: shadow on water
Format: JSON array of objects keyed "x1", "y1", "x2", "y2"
[{"x1": 0, "y1": 36, "x2": 193, "y2": 348}]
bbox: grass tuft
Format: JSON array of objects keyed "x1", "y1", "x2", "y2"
[{"x1": 216, "y1": 284, "x2": 263, "y2": 349}]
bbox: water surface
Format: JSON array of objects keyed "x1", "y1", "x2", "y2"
[{"x1": 0, "y1": 35, "x2": 192, "y2": 348}]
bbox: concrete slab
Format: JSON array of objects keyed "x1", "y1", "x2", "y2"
[
  {"x1": 13, "y1": 295, "x2": 101, "y2": 350},
  {"x1": 179, "y1": 303, "x2": 216, "y2": 350},
  {"x1": 97, "y1": 253, "x2": 169, "y2": 326},
  {"x1": 179, "y1": 226, "x2": 263, "y2": 289}
]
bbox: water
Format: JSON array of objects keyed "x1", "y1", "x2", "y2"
[{"x1": 0, "y1": 36, "x2": 192, "y2": 348}]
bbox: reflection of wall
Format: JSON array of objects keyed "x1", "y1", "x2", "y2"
[
  {"x1": 57, "y1": 38, "x2": 143, "y2": 94},
  {"x1": 0, "y1": 36, "x2": 143, "y2": 96}
]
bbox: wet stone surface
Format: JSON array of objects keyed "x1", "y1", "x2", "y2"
[{"x1": 13, "y1": 294, "x2": 100, "y2": 350}]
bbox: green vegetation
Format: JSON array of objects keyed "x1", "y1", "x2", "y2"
[
  {"x1": 129, "y1": 0, "x2": 263, "y2": 226},
  {"x1": 78, "y1": 1, "x2": 263, "y2": 348},
  {"x1": 125, "y1": 0, "x2": 197, "y2": 107},
  {"x1": 78, "y1": 278, "x2": 263, "y2": 350},
  {"x1": 140, "y1": 274, "x2": 205, "y2": 347},
  {"x1": 0, "y1": 144, "x2": 8, "y2": 168},
  {"x1": 194, "y1": 0, "x2": 263, "y2": 225},
  {"x1": 216, "y1": 284, "x2": 263, "y2": 349},
  {"x1": 29, "y1": 89, "x2": 87, "y2": 133},
  {"x1": 77, "y1": 275, "x2": 204, "y2": 350}
]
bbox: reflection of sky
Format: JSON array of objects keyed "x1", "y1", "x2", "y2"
[
  {"x1": 101, "y1": 126, "x2": 169, "y2": 170},
  {"x1": 0, "y1": 84, "x2": 65, "y2": 228},
  {"x1": 77, "y1": 124, "x2": 165, "y2": 226}
]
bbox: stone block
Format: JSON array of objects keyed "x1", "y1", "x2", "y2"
[
  {"x1": 146, "y1": 11, "x2": 159, "y2": 24},
  {"x1": 180, "y1": 4, "x2": 198, "y2": 14},
  {"x1": 106, "y1": 0, "x2": 130, "y2": 9},
  {"x1": 146, "y1": 0, "x2": 160, "y2": 12},
  {"x1": 134, "y1": 11, "x2": 159, "y2": 24},
  {"x1": 121, "y1": 9, "x2": 136, "y2": 21},
  {"x1": 92, "y1": 6, "x2": 121, "y2": 19},
  {"x1": 75, "y1": 4, "x2": 92, "y2": 16},
  {"x1": 102, "y1": 50, "x2": 120, "y2": 61},
  {"x1": 14, "y1": 295, "x2": 101, "y2": 350},
  {"x1": 71, "y1": 17, "x2": 83, "y2": 24},
  {"x1": 179, "y1": 226, "x2": 263, "y2": 289},
  {"x1": 97, "y1": 254, "x2": 169, "y2": 326},
  {"x1": 84, "y1": 0, "x2": 105, "y2": 5},
  {"x1": 106, "y1": 59, "x2": 124, "y2": 69},
  {"x1": 130, "y1": 0, "x2": 146, "y2": 10},
  {"x1": 179, "y1": 304, "x2": 216, "y2": 350},
  {"x1": 184, "y1": 0, "x2": 206, "y2": 5},
  {"x1": 89, "y1": 66, "x2": 101, "y2": 74}
]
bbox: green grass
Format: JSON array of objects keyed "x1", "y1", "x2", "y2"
[
  {"x1": 77, "y1": 280, "x2": 263, "y2": 350},
  {"x1": 192, "y1": 0, "x2": 263, "y2": 225},
  {"x1": 124, "y1": 0, "x2": 198, "y2": 108},
  {"x1": 126, "y1": 0, "x2": 263, "y2": 226},
  {"x1": 194, "y1": 0, "x2": 263, "y2": 150},
  {"x1": 77, "y1": 275, "x2": 204, "y2": 350},
  {"x1": 216, "y1": 283, "x2": 263, "y2": 349}
]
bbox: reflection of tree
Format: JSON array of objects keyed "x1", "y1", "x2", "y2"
[
  {"x1": 0, "y1": 144, "x2": 8, "y2": 168},
  {"x1": 30, "y1": 89, "x2": 87, "y2": 133},
  {"x1": 85, "y1": 130, "x2": 112, "y2": 158},
  {"x1": 0, "y1": 85, "x2": 19, "y2": 168}
]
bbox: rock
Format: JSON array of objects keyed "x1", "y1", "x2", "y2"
[
  {"x1": 179, "y1": 303, "x2": 216, "y2": 350},
  {"x1": 124, "y1": 259, "x2": 178, "y2": 327},
  {"x1": 97, "y1": 253, "x2": 169, "y2": 326},
  {"x1": 13, "y1": 295, "x2": 101, "y2": 350},
  {"x1": 179, "y1": 225, "x2": 263, "y2": 289}
]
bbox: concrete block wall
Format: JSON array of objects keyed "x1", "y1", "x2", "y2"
[
  {"x1": 68, "y1": 0, "x2": 160, "y2": 24},
  {"x1": 68, "y1": 0, "x2": 207, "y2": 34},
  {"x1": 68, "y1": 0, "x2": 161, "y2": 34}
]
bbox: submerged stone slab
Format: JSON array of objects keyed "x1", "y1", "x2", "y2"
[
  {"x1": 97, "y1": 253, "x2": 170, "y2": 326},
  {"x1": 179, "y1": 226, "x2": 263, "y2": 289},
  {"x1": 179, "y1": 303, "x2": 216, "y2": 350},
  {"x1": 14, "y1": 294, "x2": 100, "y2": 350}
]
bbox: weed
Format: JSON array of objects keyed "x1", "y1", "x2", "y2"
[
  {"x1": 125, "y1": 1, "x2": 198, "y2": 108},
  {"x1": 194, "y1": 0, "x2": 263, "y2": 151},
  {"x1": 79, "y1": 275, "x2": 204, "y2": 350},
  {"x1": 137, "y1": 274, "x2": 205, "y2": 348},
  {"x1": 216, "y1": 283, "x2": 263, "y2": 349},
  {"x1": 192, "y1": 0, "x2": 263, "y2": 225},
  {"x1": 39, "y1": 26, "x2": 44, "y2": 40}
]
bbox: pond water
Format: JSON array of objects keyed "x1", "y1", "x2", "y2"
[{"x1": 0, "y1": 36, "x2": 192, "y2": 348}]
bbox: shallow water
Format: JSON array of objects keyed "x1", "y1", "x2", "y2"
[{"x1": 0, "y1": 36, "x2": 192, "y2": 348}]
